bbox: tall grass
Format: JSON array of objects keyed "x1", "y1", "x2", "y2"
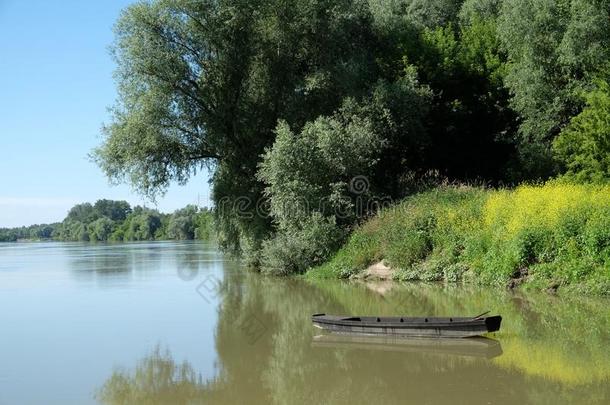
[{"x1": 308, "y1": 182, "x2": 610, "y2": 294}]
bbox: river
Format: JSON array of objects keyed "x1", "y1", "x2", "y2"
[{"x1": 0, "y1": 241, "x2": 608, "y2": 404}]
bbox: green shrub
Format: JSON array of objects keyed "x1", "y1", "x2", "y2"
[
  {"x1": 260, "y1": 214, "x2": 345, "y2": 276},
  {"x1": 553, "y1": 77, "x2": 610, "y2": 183}
]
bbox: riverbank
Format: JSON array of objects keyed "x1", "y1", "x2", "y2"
[{"x1": 307, "y1": 182, "x2": 610, "y2": 295}]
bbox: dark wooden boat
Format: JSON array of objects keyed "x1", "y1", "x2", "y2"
[
  {"x1": 311, "y1": 313, "x2": 502, "y2": 338},
  {"x1": 311, "y1": 334, "x2": 503, "y2": 359}
]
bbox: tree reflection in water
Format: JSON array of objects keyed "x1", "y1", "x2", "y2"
[
  {"x1": 97, "y1": 271, "x2": 610, "y2": 405},
  {"x1": 96, "y1": 346, "x2": 210, "y2": 405}
]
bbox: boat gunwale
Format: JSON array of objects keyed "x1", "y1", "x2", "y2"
[{"x1": 311, "y1": 314, "x2": 501, "y2": 329}]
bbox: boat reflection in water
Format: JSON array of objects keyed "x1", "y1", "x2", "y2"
[{"x1": 312, "y1": 334, "x2": 503, "y2": 359}]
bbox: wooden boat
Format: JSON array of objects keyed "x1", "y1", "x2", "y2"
[
  {"x1": 311, "y1": 334, "x2": 503, "y2": 359},
  {"x1": 311, "y1": 313, "x2": 502, "y2": 338}
]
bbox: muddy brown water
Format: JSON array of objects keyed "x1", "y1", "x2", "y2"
[{"x1": 1, "y1": 241, "x2": 608, "y2": 404}]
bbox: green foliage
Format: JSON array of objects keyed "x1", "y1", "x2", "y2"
[
  {"x1": 95, "y1": 0, "x2": 388, "y2": 255},
  {"x1": 497, "y1": 0, "x2": 610, "y2": 178},
  {"x1": 256, "y1": 75, "x2": 431, "y2": 274},
  {"x1": 554, "y1": 77, "x2": 610, "y2": 182},
  {"x1": 410, "y1": 14, "x2": 516, "y2": 180},
  {"x1": 0, "y1": 199, "x2": 216, "y2": 243},
  {"x1": 123, "y1": 208, "x2": 163, "y2": 241},
  {"x1": 91, "y1": 0, "x2": 610, "y2": 275},
  {"x1": 260, "y1": 213, "x2": 345, "y2": 275},
  {"x1": 31, "y1": 224, "x2": 55, "y2": 239},
  {"x1": 458, "y1": 0, "x2": 501, "y2": 24},
  {"x1": 88, "y1": 217, "x2": 115, "y2": 242},
  {"x1": 166, "y1": 205, "x2": 198, "y2": 240},
  {"x1": 93, "y1": 199, "x2": 132, "y2": 221},
  {"x1": 0, "y1": 223, "x2": 60, "y2": 242},
  {"x1": 194, "y1": 208, "x2": 213, "y2": 240},
  {"x1": 256, "y1": 99, "x2": 383, "y2": 273},
  {"x1": 405, "y1": 0, "x2": 464, "y2": 29},
  {"x1": 66, "y1": 203, "x2": 97, "y2": 223},
  {"x1": 258, "y1": 100, "x2": 381, "y2": 226},
  {"x1": 69, "y1": 221, "x2": 90, "y2": 242},
  {"x1": 310, "y1": 183, "x2": 610, "y2": 295}
]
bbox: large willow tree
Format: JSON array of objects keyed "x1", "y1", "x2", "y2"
[{"x1": 94, "y1": 0, "x2": 385, "y2": 253}]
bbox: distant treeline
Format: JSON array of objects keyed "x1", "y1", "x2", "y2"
[{"x1": 0, "y1": 199, "x2": 213, "y2": 242}]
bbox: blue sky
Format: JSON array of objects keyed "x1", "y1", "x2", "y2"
[{"x1": 0, "y1": 0, "x2": 211, "y2": 227}]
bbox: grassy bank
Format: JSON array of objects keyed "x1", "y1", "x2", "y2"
[{"x1": 307, "y1": 183, "x2": 610, "y2": 295}]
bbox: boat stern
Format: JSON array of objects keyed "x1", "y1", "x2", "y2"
[{"x1": 485, "y1": 316, "x2": 502, "y2": 333}]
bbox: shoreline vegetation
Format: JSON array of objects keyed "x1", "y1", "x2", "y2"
[
  {"x1": 307, "y1": 182, "x2": 610, "y2": 295},
  {"x1": 0, "y1": 199, "x2": 213, "y2": 243},
  {"x1": 87, "y1": 0, "x2": 610, "y2": 296},
  {"x1": 7, "y1": 1, "x2": 610, "y2": 295}
]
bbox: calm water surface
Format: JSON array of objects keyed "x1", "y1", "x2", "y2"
[{"x1": 0, "y1": 241, "x2": 609, "y2": 404}]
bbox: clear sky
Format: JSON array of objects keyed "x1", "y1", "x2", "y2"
[{"x1": 0, "y1": 0, "x2": 211, "y2": 228}]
